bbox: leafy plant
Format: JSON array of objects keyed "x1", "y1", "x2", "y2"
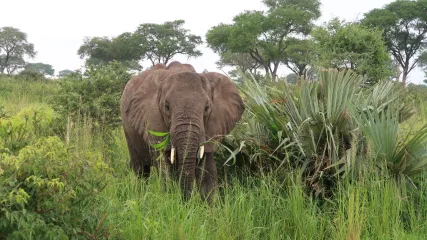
[
  {"x1": 312, "y1": 18, "x2": 394, "y2": 84},
  {"x1": 227, "y1": 69, "x2": 415, "y2": 197},
  {"x1": 15, "y1": 69, "x2": 46, "y2": 81},
  {"x1": 52, "y1": 61, "x2": 131, "y2": 131},
  {"x1": 352, "y1": 106, "x2": 427, "y2": 194},
  {"x1": 148, "y1": 130, "x2": 170, "y2": 150},
  {"x1": 0, "y1": 105, "x2": 7, "y2": 118},
  {"x1": 0, "y1": 108, "x2": 114, "y2": 239},
  {"x1": 0, "y1": 104, "x2": 56, "y2": 154}
]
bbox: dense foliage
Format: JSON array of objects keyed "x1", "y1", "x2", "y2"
[
  {"x1": 362, "y1": 0, "x2": 427, "y2": 85},
  {"x1": 1, "y1": 0, "x2": 427, "y2": 238},
  {"x1": 52, "y1": 61, "x2": 131, "y2": 130},
  {"x1": 24, "y1": 63, "x2": 55, "y2": 77},
  {"x1": 0, "y1": 105, "x2": 113, "y2": 238},
  {"x1": 206, "y1": 0, "x2": 321, "y2": 80},
  {"x1": 78, "y1": 20, "x2": 203, "y2": 69},
  {"x1": 312, "y1": 19, "x2": 393, "y2": 84},
  {"x1": 2, "y1": 70, "x2": 427, "y2": 239},
  {"x1": 222, "y1": 69, "x2": 420, "y2": 197}
]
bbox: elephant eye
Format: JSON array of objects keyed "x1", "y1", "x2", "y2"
[
  {"x1": 205, "y1": 105, "x2": 209, "y2": 112},
  {"x1": 165, "y1": 103, "x2": 170, "y2": 112}
]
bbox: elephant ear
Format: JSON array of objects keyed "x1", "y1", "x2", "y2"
[
  {"x1": 201, "y1": 72, "x2": 245, "y2": 151},
  {"x1": 125, "y1": 69, "x2": 170, "y2": 146}
]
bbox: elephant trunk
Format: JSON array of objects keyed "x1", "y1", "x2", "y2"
[{"x1": 171, "y1": 120, "x2": 204, "y2": 200}]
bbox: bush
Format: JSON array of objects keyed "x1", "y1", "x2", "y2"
[
  {"x1": 224, "y1": 69, "x2": 417, "y2": 197},
  {"x1": 0, "y1": 105, "x2": 7, "y2": 118},
  {"x1": 0, "y1": 107, "x2": 114, "y2": 239},
  {"x1": 15, "y1": 69, "x2": 46, "y2": 81},
  {"x1": 406, "y1": 83, "x2": 427, "y2": 118},
  {"x1": 0, "y1": 104, "x2": 56, "y2": 155},
  {"x1": 52, "y1": 61, "x2": 131, "y2": 131}
]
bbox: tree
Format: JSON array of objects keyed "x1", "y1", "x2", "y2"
[
  {"x1": 362, "y1": 0, "x2": 427, "y2": 85},
  {"x1": 133, "y1": 20, "x2": 203, "y2": 65},
  {"x1": 57, "y1": 69, "x2": 75, "y2": 78},
  {"x1": 227, "y1": 68, "x2": 265, "y2": 85},
  {"x1": 419, "y1": 51, "x2": 427, "y2": 83},
  {"x1": 216, "y1": 51, "x2": 261, "y2": 74},
  {"x1": 78, "y1": 20, "x2": 202, "y2": 68},
  {"x1": 312, "y1": 18, "x2": 393, "y2": 84},
  {"x1": 77, "y1": 32, "x2": 142, "y2": 71},
  {"x1": 1, "y1": 55, "x2": 25, "y2": 74},
  {"x1": 216, "y1": 51, "x2": 263, "y2": 83},
  {"x1": 282, "y1": 38, "x2": 316, "y2": 78},
  {"x1": 206, "y1": 0, "x2": 321, "y2": 80},
  {"x1": 24, "y1": 62, "x2": 55, "y2": 76},
  {"x1": 0, "y1": 27, "x2": 36, "y2": 74}
]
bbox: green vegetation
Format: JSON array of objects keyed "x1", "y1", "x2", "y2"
[
  {"x1": 206, "y1": 0, "x2": 321, "y2": 80},
  {"x1": 1, "y1": 65, "x2": 427, "y2": 239},
  {"x1": 361, "y1": 0, "x2": 427, "y2": 85},
  {"x1": 0, "y1": 27, "x2": 36, "y2": 74},
  {"x1": 312, "y1": 18, "x2": 393, "y2": 84},
  {"x1": 52, "y1": 61, "x2": 131, "y2": 131},
  {"x1": 77, "y1": 20, "x2": 203, "y2": 70},
  {"x1": 1, "y1": 0, "x2": 427, "y2": 238},
  {"x1": 23, "y1": 63, "x2": 55, "y2": 77}
]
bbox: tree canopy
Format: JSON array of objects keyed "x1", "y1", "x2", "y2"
[
  {"x1": 0, "y1": 27, "x2": 36, "y2": 74},
  {"x1": 78, "y1": 20, "x2": 203, "y2": 69},
  {"x1": 58, "y1": 69, "x2": 75, "y2": 78},
  {"x1": 282, "y1": 38, "x2": 316, "y2": 78},
  {"x1": 216, "y1": 51, "x2": 260, "y2": 75},
  {"x1": 312, "y1": 18, "x2": 393, "y2": 84},
  {"x1": 206, "y1": 0, "x2": 321, "y2": 80},
  {"x1": 24, "y1": 62, "x2": 55, "y2": 76},
  {"x1": 133, "y1": 20, "x2": 203, "y2": 65},
  {"x1": 77, "y1": 32, "x2": 142, "y2": 71},
  {"x1": 362, "y1": 0, "x2": 427, "y2": 85}
]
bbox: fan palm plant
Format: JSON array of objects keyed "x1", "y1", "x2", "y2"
[
  {"x1": 227, "y1": 68, "x2": 417, "y2": 197},
  {"x1": 352, "y1": 106, "x2": 427, "y2": 194}
]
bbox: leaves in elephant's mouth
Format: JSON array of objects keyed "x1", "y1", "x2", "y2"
[{"x1": 148, "y1": 130, "x2": 170, "y2": 150}]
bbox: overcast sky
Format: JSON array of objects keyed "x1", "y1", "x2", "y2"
[{"x1": 1, "y1": 0, "x2": 425, "y2": 84}]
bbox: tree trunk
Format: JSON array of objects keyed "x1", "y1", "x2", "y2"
[
  {"x1": 402, "y1": 68, "x2": 408, "y2": 86},
  {"x1": 272, "y1": 62, "x2": 279, "y2": 82},
  {"x1": 263, "y1": 65, "x2": 270, "y2": 80}
]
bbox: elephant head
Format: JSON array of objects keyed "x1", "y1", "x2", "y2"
[{"x1": 121, "y1": 61, "x2": 244, "y2": 199}]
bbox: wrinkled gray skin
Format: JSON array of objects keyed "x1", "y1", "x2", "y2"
[{"x1": 120, "y1": 61, "x2": 244, "y2": 201}]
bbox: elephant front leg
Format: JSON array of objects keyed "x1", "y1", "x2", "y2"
[
  {"x1": 196, "y1": 152, "x2": 218, "y2": 203},
  {"x1": 124, "y1": 130, "x2": 151, "y2": 179}
]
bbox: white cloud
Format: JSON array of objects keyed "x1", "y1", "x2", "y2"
[{"x1": 1, "y1": 0, "x2": 424, "y2": 83}]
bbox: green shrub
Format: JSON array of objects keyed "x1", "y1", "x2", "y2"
[
  {"x1": 0, "y1": 108, "x2": 114, "y2": 239},
  {"x1": 353, "y1": 107, "x2": 427, "y2": 194},
  {"x1": 0, "y1": 104, "x2": 56, "y2": 155},
  {"x1": 52, "y1": 61, "x2": 131, "y2": 131},
  {"x1": 225, "y1": 69, "x2": 417, "y2": 197},
  {"x1": 15, "y1": 69, "x2": 46, "y2": 81},
  {"x1": 406, "y1": 83, "x2": 427, "y2": 119},
  {"x1": 0, "y1": 105, "x2": 7, "y2": 118}
]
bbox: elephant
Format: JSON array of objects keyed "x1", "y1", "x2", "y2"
[{"x1": 120, "y1": 61, "x2": 244, "y2": 201}]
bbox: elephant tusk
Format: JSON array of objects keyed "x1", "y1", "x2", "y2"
[
  {"x1": 199, "y1": 145, "x2": 205, "y2": 159},
  {"x1": 170, "y1": 146, "x2": 176, "y2": 164}
]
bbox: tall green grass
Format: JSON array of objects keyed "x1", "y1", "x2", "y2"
[
  {"x1": 98, "y1": 128, "x2": 427, "y2": 239},
  {"x1": 0, "y1": 76, "x2": 59, "y2": 115}
]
